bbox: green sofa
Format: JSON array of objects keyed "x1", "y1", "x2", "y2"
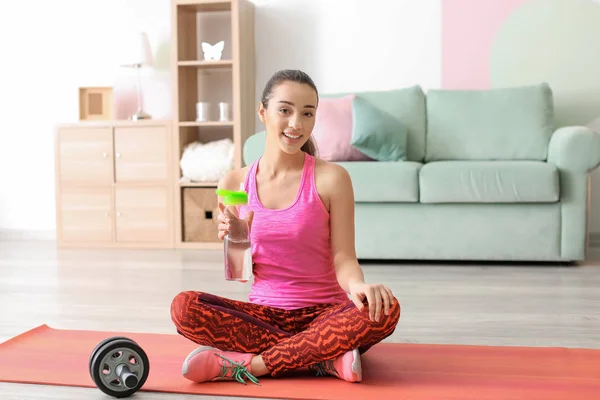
[{"x1": 243, "y1": 83, "x2": 600, "y2": 262}]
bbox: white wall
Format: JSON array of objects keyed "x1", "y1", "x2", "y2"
[
  {"x1": 0, "y1": 0, "x2": 171, "y2": 235},
  {"x1": 0, "y1": 0, "x2": 441, "y2": 235},
  {"x1": 252, "y1": 0, "x2": 441, "y2": 99}
]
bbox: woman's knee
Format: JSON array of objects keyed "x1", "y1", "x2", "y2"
[
  {"x1": 373, "y1": 296, "x2": 401, "y2": 333},
  {"x1": 347, "y1": 297, "x2": 400, "y2": 350},
  {"x1": 170, "y1": 290, "x2": 201, "y2": 325},
  {"x1": 387, "y1": 296, "x2": 401, "y2": 328}
]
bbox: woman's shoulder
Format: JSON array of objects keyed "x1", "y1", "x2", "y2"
[
  {"x1": 218, "y1": 165, "x2": 251, "y2": 191},
  {"x1": 313, "y1": 157, "x2": 353, "y2": 208},
  {"x1": 314, "y1": 157, "x2": 352, "y2": 186}
]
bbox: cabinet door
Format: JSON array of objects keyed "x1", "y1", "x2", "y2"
[
  {"x1": 59, "y1": 187, "x2": 113, "y2": 242},
  {"x1": 114, "y1": 186, "x2": 170, "y2": 243},
  {"x1": 114, "y1": 126, "x2": 169, "y2": 183},
  {"x1": 57, "y1": 127, "x2": 113, "y2": 184}
]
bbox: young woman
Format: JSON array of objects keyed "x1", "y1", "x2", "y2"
[{"x1": 170, "y1": 69, "x2": 400, "y2": 385}]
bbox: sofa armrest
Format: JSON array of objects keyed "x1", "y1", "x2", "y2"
[
  {"x1": 243, "y1": 131, "x2": 266, "y2": 166},
  {"x1": 547, "y1": 126, "x2": 600, "y2": 172},
  {"x1": 547, "y1": 126, "x2": 600, "y2": 261}
]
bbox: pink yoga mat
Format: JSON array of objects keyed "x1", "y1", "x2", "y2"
[{"x1": 1, "y1": 324, "x2": 599, "y2": 399}]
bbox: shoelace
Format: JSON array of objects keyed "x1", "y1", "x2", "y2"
[
  {"x1": 310, "y1": 360, "x2": 337, "y2": 377},
  {"x1": 215, "y1": 353, "x2": 260, "y2": 385}
]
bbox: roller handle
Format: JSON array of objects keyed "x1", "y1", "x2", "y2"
[{"x1": 115, "y1": 364, "x2": 138, "y2": 389}]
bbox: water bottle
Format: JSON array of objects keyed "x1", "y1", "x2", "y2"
[{"x1": 215, "y1": 189, "x2": 252, "y2": 282}]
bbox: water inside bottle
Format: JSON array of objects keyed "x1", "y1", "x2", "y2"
[
  {"x1": 224, "y1": 213, "x2": 252, "y2": 282},
  {"x1": 225, "y1": 237, "x2": 252, "y2": 282}
]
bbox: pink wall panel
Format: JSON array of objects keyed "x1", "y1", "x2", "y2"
[{"x1": 441, "y1": 0, "x2": 530, "y2": 89}]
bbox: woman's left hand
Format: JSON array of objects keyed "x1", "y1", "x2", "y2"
[{"x1": 349, "y1": 281, "x2": 395, "y2": 322}]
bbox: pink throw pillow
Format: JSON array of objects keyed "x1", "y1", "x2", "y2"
[{"x1": 310, "y1": 95, "x2": 374, "y2": 161}]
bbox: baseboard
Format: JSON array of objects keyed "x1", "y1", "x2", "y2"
[
  {"x1": 587, "y1": 247, "x2": 600, "y2": 261},
  {"x1": 0, "y1": 229, "x2": 56, "y2": 241},
  {"x1": 589, "y1": 232, "x2": 600, "y2": 248}
]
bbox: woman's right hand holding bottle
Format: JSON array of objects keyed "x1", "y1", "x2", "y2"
[
  {"x1": 217, "y1": 203, "x2": 253, "y2": 241},
  {"x1": 217, "y1": 203, "x2": 233, "y2": 241}
]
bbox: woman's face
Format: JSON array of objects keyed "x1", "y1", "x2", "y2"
[{"x1": 258, "y1": 81, "x2": 318, "y2": 154}]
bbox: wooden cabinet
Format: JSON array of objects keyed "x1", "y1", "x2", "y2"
[
  {"x1": 57, "y1": 127, "x2": 114, "y2": 185},
  {"x1": 54, "y1": 121, "x2": 174, "y2": 248},
  {"x1": 59, "y1": 187, "x2": 113, "y2": 243},
  {"x1": 114, "y1": 186, "x2": 170, "y2": 243},
  {"x1": 114, "y1": 126, "x2": 170, "y2": 183}
]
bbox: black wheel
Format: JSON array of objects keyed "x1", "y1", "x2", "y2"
[
  {"x1": 89, "y1": 337, "x2": 136, "y2": 380},
  {"x1": 90, "y1": 339, "x2": 149, "y2": 398}
]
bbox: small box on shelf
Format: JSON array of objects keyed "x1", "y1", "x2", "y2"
[{"x1": 182, "y1": 187, "x2": 220, "y2": 243}]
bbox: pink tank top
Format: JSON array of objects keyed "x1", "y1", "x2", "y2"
[{"x1": 238, "y1": 153, "x2": 349, "y2": 310}]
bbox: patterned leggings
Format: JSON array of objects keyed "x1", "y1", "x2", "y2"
[{"x1": 170, "y1": 291, "x2": 401, "y2": 376}]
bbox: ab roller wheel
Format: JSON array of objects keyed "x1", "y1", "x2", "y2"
[{"x1": 89, "y1": 336, "x2": 150, "y2": 398}]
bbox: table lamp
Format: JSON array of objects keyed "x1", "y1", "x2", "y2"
[{"x1": 121, "y1": 32, "x2": 154, "y2": 120}]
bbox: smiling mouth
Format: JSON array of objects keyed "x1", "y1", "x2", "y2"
[{"x1": 282, "y1": 132, "x2": 301, "y2": 140}]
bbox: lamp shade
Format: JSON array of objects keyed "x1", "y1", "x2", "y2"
[{"x1": 120, "y1": 32, "x2": 154, "y2": 67}]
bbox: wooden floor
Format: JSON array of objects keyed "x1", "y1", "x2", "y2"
[{"x1": 1, "y1": 240, "x2": 600, "y2": 399}]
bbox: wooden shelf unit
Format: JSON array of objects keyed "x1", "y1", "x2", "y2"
[
  {"x1": 178, "y1": 121, "x2": 234, "y2": 127},
  {"x1": 179, "y1": 179, "x2": 220, "y2": 187},
  {"x1": 54, "y1": 120, "x2": 175, "y2": 248},
  {"x1": 171, "y1": 0, "x2": 255, "y2": 249},
  {"x1": 177, "y1": 60, "x2": 233, "y2": 68}
]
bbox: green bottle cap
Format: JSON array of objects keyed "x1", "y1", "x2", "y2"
[{"x1": 215, "y1": 189, "x2": 248, "y2": 205}]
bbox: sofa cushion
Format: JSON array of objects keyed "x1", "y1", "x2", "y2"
[
  {"x1": 350, "y1": 96, "x2": 408, "y2": 161},
  {"x1": 323, "y1": 85, "x2": 426, "y2": 161},
  {"x1": 425, "y1": 83, "x2": 555, "y2": 161},
  {"x1": 337, "y1": 161, "x2": 422, "y2": 202},
  {"x1": 310, "y1": 95, "x2": 374, "y2": 161},
  {"x1": 419, "y1": 161, "x2": 559, "y2": 203}
]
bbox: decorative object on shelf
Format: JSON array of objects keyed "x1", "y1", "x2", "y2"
[
  {"x1": 120, "y1": 32, "x2": 154, "y2": 120},
  {"x1": 201, "y1": 41, "x2": 224, "y2": 60},
  {"x1": 196, "y1": 102, "x2": 210, "y2": 122},
  {"x1": 180, "y1": 138, "x2": 234, "y2": 182},
  {"x1": 79, "y1": 87, "x2": 114, "y2": 121},
  {"x1": 218, "y1": 102, "x2": 231, "y2": 122}
]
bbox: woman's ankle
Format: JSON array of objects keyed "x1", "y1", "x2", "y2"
[{"x1": 250, "y1": 355, "x2": 269, "y2": 377}]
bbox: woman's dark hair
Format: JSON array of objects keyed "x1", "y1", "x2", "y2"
[{"x1": 260, "y1": 69, "x2": 319, "y2": 157}]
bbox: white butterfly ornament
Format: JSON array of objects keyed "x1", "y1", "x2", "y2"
[{"x1": 202, "y1": 41, "x2": 225, "y2": 61}]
